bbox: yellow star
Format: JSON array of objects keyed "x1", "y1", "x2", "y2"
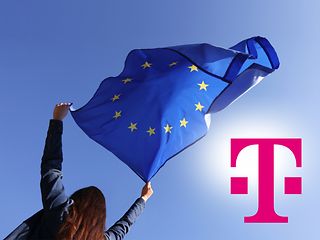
[
  {"x1": 128, "y1": 122, "x2": 138, "y2": 132},
  {"x1": 164, "y1": 124, "x2": 173, "y2": 133},
  {"x1": 113, "y1": 110, "x2": 122, "y2": 119},
  {"x1": 195, "y1": 102, "x2": 204, "y2": 112},
  {"x1": 198, "y1": 81, "x2": 209, "y2": 91},
  {"x1": 122, "y1": 78, "x2": 133, "y2": 84},
  {"x1": 188, "y1": 64, "x2": 198, "y2": 72},
  {"x1": 169, "y1": 61, "x2": 178, "y2": 67},
  {"x1": 147, "y1": 127, "x2": 156, "y2": 136},
  {"x1": 141, "y1": 61, "x2": 152, "y2": 69},
  {"x1": 180, "y1": 118, "x2": 188, "y2": 128},
  {"x1": 111, "y1": 94, "x2": 121, "y2": 102}
]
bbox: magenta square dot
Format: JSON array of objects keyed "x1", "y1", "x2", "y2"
[
  {"x1": 231, "y1": 177, "x2": 248, "y2": 194},
  {"x1": 285, "y1": 177, "x2": 302, "y2": 194}
]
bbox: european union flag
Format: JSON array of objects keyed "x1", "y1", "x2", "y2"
[{"x1": 70, "y1": 36, "x2": 279, "y2": 182}]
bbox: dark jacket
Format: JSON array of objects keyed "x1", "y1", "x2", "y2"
[{"x1": 4, "y1": 119, "x2": 145, "y2": 240}]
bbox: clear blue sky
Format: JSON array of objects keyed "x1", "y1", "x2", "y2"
[{"x1": 0, "y1": 0, "x2": 318, "y2": 239}]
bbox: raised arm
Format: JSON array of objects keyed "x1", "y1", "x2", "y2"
[
  {"x1": 105, "y1": 182, "x2": 153, "y2": 240},
  {"x1": 40, "y1": 103, "x2": 72, "y2": 210}
]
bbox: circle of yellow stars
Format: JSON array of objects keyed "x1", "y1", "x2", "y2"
[{"x1": 111, "y1": 60, "x2": 210, "y2": 135}]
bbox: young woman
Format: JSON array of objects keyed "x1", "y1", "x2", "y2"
[{"x1": 5, "y1": 102, "x2": 153, "y2": 240}]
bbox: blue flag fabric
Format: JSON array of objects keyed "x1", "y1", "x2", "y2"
[{"x1": 70, "y1": 36, "x2": 279, "y2": 182}]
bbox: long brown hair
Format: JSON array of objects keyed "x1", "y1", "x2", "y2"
[{"x1": 55, "y1": 186, "x2": 106, "y2": 240}]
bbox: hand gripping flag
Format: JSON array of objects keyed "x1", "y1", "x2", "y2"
[{"x1": 70, "y1": 36, "x2": 279, "y2": 182}]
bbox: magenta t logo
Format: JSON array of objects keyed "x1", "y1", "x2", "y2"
[{"x1": 230, "y1": 138, "x2": 302, "y2": 223}]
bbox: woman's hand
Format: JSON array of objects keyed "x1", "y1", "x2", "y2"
[
  {"x1": 141, "y1": 182, "x2": 153, "y2": 202},
  {"x1": 53, "y1": 102, "x2": 72, "y2": 121}
]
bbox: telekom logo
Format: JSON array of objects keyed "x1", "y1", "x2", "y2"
[{"x1": 230, "y1": 138, "x2": 302, "y2": 223}]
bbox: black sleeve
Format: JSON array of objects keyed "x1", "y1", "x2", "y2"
[
  {"x1": 105, "y1": 198, "x2": 146, "y2": 240},
  {"x1": 40, "y1": 119, "x2": 68, "y2": 210}
]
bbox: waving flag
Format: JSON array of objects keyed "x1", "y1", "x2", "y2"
[{"x1": 70, "y1": 36, "x2": 279, "y2": 182}]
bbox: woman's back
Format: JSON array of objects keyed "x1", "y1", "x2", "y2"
[{"x1": 4, "y1": 103, "x2": 153, "y2": 240}]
